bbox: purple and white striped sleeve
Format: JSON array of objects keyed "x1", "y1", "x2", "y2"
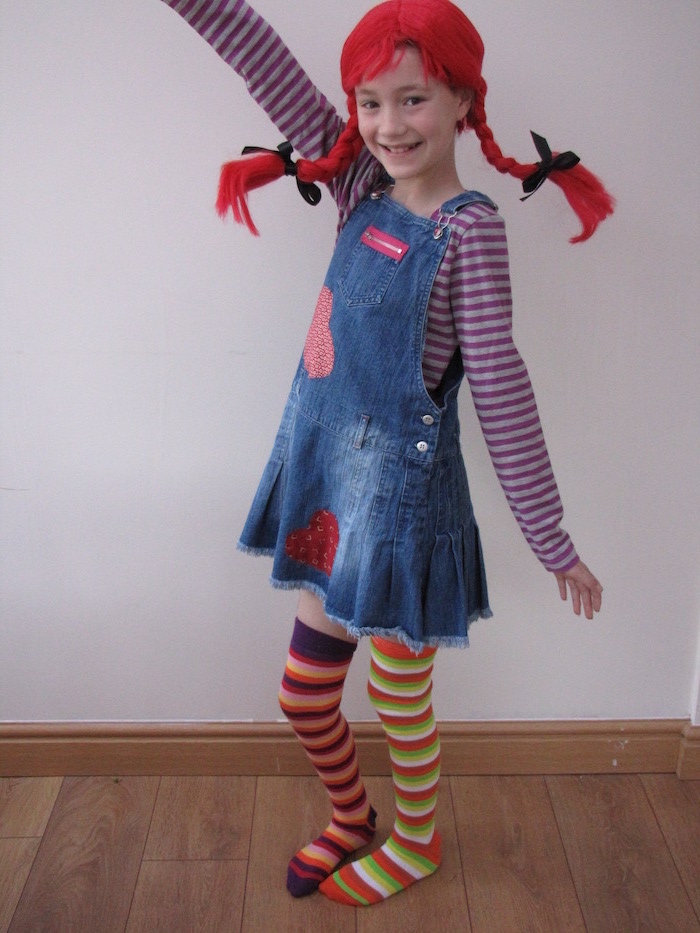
[
  {"x1": 159, "y1": 0, "x2": 380, "y2": 218},
  {"x1": 451, "y1": 211, "x2": 579, "y2": 573}
]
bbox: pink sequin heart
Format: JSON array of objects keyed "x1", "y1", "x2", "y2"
[
  {"x1": 285, "y1": 509, "x2": 339, "y2": 576},
  {"x1": 304, "y1": 286, "x2": 335, "y2": 378}
]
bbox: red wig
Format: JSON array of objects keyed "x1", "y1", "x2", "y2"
[{"x1": 219, "y1": 0, "x2": 613, "y2": 241}]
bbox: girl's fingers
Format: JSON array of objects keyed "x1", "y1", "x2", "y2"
[
  {"x1": 569, "y1": 581, "x2": 582, "y2": 616},
  {"x1": 580, "y1": 586, "x2": 594, "y2": 620},
  {"x1": 556, "y1": 573, "x2": 568, "y2": 602}
]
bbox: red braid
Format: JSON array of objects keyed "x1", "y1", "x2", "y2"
[
  {"x1": 296, "y1": 112, "x2": 365, "y2": 186},
  {"x1": 216, "y1": 113, "x2": 364, "y2": 236},
  {"x1": 470, "y1": 96, "x2": 614, "y2": 243}
]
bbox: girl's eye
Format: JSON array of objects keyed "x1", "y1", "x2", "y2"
[
  {"x1": 405, "y1": 96, "x2": 425, "y2": 106},
  {"x1": 359, "y1": 100, "x2": 379, "y2": 110}
]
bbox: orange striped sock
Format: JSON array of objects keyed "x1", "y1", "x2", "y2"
[
  {"x1": 320, "y1": 636, "x2": 441, "y2": 906},
  {"x1": 279, "y1": 619, "x2": 376, "y2": 897}
]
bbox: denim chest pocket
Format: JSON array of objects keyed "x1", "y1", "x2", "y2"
[{"x1": 338, "y1": 226, "x2": 410, "y2": 307}]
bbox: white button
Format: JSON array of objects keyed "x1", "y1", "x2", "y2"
[
  {"x1": 422, "y1": 414, "x2": 435, "y2": 426},
  {"x1": 416, "y1": 441, "x2": 429, "y2": 453}
]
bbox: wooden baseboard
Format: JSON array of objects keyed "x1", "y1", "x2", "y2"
[
  {"x1": 677, "y1": 723, "x2": 700, "y2": 779},
  {"x1": 1, "y1": 719, "x2": 695, "y2": 778}
]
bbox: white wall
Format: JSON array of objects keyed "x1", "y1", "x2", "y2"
[
  {"x1": 1, "y1": 0, "x2": 699, "y2": 724},
  {"x1": 692, "y1": 634, "x2": 700, "y2": 727}
]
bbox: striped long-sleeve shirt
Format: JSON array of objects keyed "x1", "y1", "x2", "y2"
[{"x1": 161, "y1": 0, "x2": 578, "y2": 572}]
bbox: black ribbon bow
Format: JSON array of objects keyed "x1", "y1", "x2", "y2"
[
  {"x1": 520, "y1": 132, "x2": 580, "y2": 200},
  {"x1": 241, "y1": 141, "x2": 322, "y2": 207}
]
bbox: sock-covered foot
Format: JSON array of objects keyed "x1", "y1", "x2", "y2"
[
  {"x1": 319, "y1": 829, "x2": 441, "y2": 905},
  {"x1": 287, "y1": 806, "x2": 377, "y2": 897}
]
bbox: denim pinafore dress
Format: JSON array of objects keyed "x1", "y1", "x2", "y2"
[{"x1": 239, "y1": 190, "x2": 493, "y2": 650}]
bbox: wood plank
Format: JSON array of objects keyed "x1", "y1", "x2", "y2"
[
  {"x1": 547, "y1": 775, "x2": 700, "y2": 932},
  {"x1": 357, "y1": 776, "x2": 470, "y2": 933},
  {"x1": 241, "y1": 776, "x2": 356, "y2": 933},
  {"x1": 126, "y1": 861, "x2": 247, "y2": 933},
  {"x1": 642, "y1": 776, "x2": 700, "y2": 919},
  {"x1": 143, "y1": 776, "x2": 256, "y2": 861},
  {"x1": 450, "y1": 776, "x2": 584, "y2": 932},
  {"x1": 0, "y1": 839, "x2": 40, "y2": 933},
  {"x1": 0, "y1": 778, "x2": 63, "y2": 837},
  {"x1": 8, "y1": 776, "x2": 159, "y2": 933},
  {"x1": 3, "y1": 769, "x2": 699, "y2": 932}
]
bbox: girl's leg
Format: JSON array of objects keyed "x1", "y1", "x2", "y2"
[
  {"x1": 278, "y1": 593, "x2": 376, "y2": 897},
  {"x1": 296, "y1": 588, "x2": 358, "y2": 643},
  {"x1": 320, "y1": 636, "x2": 441, "y2": 906}
]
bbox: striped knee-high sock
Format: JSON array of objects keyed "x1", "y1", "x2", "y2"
[
  {"x1": 320, "y1": 636, "x2": 441, "y2": 906},
  {"x1": 278, "y1": 618, "x2": 376, "y2": 897}
]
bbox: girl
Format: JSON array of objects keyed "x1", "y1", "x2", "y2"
[{"x1": 160, "y1": 0, "x2": 611, "y2": 906}]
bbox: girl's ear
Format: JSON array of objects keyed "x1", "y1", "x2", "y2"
[
  {"x1": 454, "y1": 88, "x2": 474, "y2": 132},
  {"x1": 459, "y1": 88, "x2": 475, "y2": 119}
]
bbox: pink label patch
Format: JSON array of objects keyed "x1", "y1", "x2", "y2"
[
  {"x1": 285, "y1": 509, "x2": 339, "y2": 576},
  {"x1": 361, "y1": 226, "x2": 410, "y2": 260},
  {"x1": 304, "y1": 286, "x2": 335, "y2": 378}
]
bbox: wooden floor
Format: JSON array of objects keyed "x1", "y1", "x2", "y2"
[{"x1": 1, "y1": 773, "x2": 699, "y2": 932}]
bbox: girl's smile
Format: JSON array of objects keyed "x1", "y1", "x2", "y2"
[{"x1": 355, "y1": 46, "x2": 472, "y2": 212}]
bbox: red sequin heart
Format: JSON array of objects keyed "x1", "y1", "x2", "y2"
[{"x1": 285, "y1": 509, "x2": 339, "y2": 576}]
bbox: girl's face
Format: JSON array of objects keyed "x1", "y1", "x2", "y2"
[{"x1": 355, "y1": 46, "x2": 472, "y2": 198}]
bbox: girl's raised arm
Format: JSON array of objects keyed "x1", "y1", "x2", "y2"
[{"x1": 159, "y1": 0, "x2": 343, "y2": 161}]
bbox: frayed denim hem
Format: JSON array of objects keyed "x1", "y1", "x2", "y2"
[
  {"x1": 265, "y1": 574, "x2": 492, "y2": 654},
  {"x1": 236, "y1": 541, "x2": 275, "y2": 558},
  {"x1": 237, "y1": 542, "x2": 492, "y2": 652}
]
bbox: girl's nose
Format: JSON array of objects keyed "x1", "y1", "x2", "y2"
[{"x1": 380, "y1": 106, "x2": 406, "y2": 137}]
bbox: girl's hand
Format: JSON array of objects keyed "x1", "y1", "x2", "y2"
[{"x1": 554, "y1": 560, "x2": 603, "y2": 620}]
